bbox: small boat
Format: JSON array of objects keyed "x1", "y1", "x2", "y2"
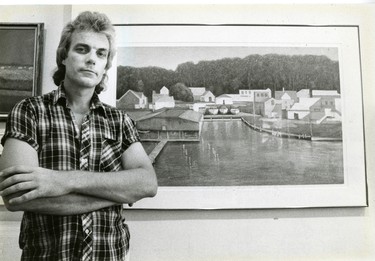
[
  {"x1": 230, "y1": 108, "x2": 240, "y2": 115},
  {"x1": 208, "y1": 108, "x2": 219, "y2": 115},
  {"x1": 219, "y1": 106, "x2": 228, "y2": 114}
]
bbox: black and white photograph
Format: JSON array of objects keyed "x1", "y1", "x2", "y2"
[
  {"x1": 114, "y1": 25, "x2": 367, "y2": 209},
  {"x1": 0, "y1": 4, "x2": 374, "y2": 261}
]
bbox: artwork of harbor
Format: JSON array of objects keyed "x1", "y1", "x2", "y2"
[
  {"x1": 116, "y1": 46, "x2": 343, "y2": 187},
  {"x1": 0, "y1": 27, "x2": 36, "y2": 115}
]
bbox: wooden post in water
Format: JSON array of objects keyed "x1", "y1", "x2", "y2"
[{"x1": 148, "y1": 140, "x2": 168, "y2": 164}]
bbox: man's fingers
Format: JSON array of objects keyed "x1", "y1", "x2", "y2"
[
  {"x1": 0, "y1": 173, "x2": 34, "y2": 192},
  {"x1": 0, "y1": 165, "x2": 34, "y2": 178},
  {"x1": 0, "y1": 181, "x2": 36, "y2": 197},
  {"x1": 8, "y1": 190, "x2": 39, "y2": 205}
]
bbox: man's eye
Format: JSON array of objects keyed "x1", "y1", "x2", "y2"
[
  {"x1": 97, "y1": 51, "x2": 108, "y2": 58},
  {"x1": 75, "y1": 46, "x2": 87, "y2": 53}
]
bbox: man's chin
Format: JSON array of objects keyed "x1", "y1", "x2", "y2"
[
  {"x1": 64, "y1": 76, "x2": 101, "y2": 90},
  {"x1": 79, "y1": 78, "x2": 101, "y2": 89}
]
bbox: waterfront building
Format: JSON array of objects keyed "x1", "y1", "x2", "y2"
[
  {"x1": 200, "y1": 90, "x2": 215, "y2": 102},
  {"x1": 297, "y1": 89, "x2": 311, "y2": 100},
  {"x1": 275, "y1": 89, "x2": 298, "y2": 110},
  {"x1": 239, "y1": 88, "x2": 272, "y2": 102},
  {"x1": 116, "y1": 90, "x2": 148, "y2": 109},
  {"x1": 151, "y1": 87, "x2": 176, "y2": 111},
  {"x1": 216, "y1": 94, "x2": 233, "y2": 105},
  {"x1": 152, "y1": 96, "x2": 175, "y2": 111},
  {"x1": 312, "y1": 90, "x2": 341, "y2": 111},
  {"x1": 263, "y1": 98, "x2": 281, "y2": 118},
  {"x1": 189, "y1": 87, "x2": 207, "y2": 101},
  {"x1": 287, "y1": 97, "x2": 321, "y2": 121},
  {"x1": 192, "y1": 102, "x2": 207, "y2": 113},
  {"x1": 136, "y1": 108, "x2": 204, "y2": 141}
]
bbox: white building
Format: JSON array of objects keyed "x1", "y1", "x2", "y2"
[
  {"x1": 275, "y1": 90, "x2": 298, "y2": 110},
  {"x1": 287, "y1": 98, "x2": 321, "y2": 120},
  {"x1": 215, "y1": 94, "x2": 233, "y2": 105},
  {"x1": 160, "y1": 86, "x2": 170, "y2": 96},
  {"x1": 238, "y1": 88, "x2": 272, "y2": 102},
  {"x1": 151, "y1": 86, "x2": 175, "y2": 110},
  {"x1": 189, "y1": 87, "x2": 206, "y2": 101},
  {"x1": 116, "y1": 90, "x2": 148, "y2": 109},
  {"x1": 153, "y1": 96, "x2": 175, "y2": 111},
  {"x1": 312, "y1": 90, "x2": 340, "y2": 97},
  {"x1": 297, "y1": 89, "x2": 311, "y2": 99},
  {"x1": 200, "y1": 90, "x2": 215, "y2": 103}
]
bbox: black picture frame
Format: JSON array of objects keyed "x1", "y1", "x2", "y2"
[{"x1": 0, "y1": 23, "x2": 44, "y2": 119}]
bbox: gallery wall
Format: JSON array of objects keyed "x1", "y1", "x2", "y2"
[{"x1": 0, "y1": 4, "x2": 374, "y2": 261}]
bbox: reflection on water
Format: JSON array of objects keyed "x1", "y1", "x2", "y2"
[{"x1": 149, "y1": 120, "x2": 344, "y2": 186}]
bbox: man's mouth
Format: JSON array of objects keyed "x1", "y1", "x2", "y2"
[{"x1": 81, "y1": 69, "x2": 97, "y2": 75}]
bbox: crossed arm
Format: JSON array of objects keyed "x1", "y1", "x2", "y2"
[{"x1": 0, "y1": 138, "x2": 158, "y2": 215}]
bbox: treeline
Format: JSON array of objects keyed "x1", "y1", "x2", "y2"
[{"x1": 116, "y1": 53, "x2": 340, "y2": 100}]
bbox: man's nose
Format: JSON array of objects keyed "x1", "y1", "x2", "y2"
[{"x1": 86, "y1": 50, "x2": 96, "y2": 65}]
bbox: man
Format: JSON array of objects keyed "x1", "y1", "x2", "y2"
[{"x1": 0, "y1": 11, "x2": 157, "y2": 260}]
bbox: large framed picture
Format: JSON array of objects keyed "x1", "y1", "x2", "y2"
[
  {"x1": 114, "y1": 24, "x2": 367, "y2": 209},
  {"x1": 0, "y1": 23, "x2": 44, "y2": 119}
]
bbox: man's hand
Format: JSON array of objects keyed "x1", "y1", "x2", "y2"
[{"x1": 0, "y1": 166, "x2": 71, "y2": 205}]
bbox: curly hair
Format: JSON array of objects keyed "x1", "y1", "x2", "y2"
[{"x1": 52, "y1": 11, "x2": 116, "y2": 94}]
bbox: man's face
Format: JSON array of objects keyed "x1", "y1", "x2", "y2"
[{"x1": 62, "y1": 31, "x2": 109, "y2": 89}]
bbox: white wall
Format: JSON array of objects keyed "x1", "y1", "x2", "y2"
[{"x1": 1, "y1": 4, "x2": 375, "y2": 261}]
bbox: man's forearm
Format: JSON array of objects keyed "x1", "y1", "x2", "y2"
[
  {"x1": 0, "y1": 167, "x2": 156, "y2": 207},
  {"x1": 65, "y1": 167, "x2": 157, "y2": 204},
  {"x1": 3, "y1": 193, "x2": 117, "y2": 215},
  {"x1": 0, "y1": 141, "x2": 158, "y2": 207}
]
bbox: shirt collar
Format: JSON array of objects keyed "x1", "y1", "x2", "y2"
[
  {"x1": 53, "y1": 84, "x2": 107, "y2": 118},
  {"x1": 52, "y1": 85, "x2": 69, "y2": 108}
]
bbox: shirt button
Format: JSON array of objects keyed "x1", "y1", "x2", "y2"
[{"x1": 85, "y1": 229, "x2": 91, "y2": 234}]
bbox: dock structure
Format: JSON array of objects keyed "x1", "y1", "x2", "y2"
[
  {"x1": 203, "y1": 113, "x2": 246, "y2": 121},
  {"x1": 241, "y1": 118, "x2": 313, "y2": 141},
  {"x1": 148, "y1": 139, "x2": 168, "y2": 164}
]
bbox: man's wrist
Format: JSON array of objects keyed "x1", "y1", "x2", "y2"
[{"x1": 58, "y1": 170, "x2": 76, "y2": 195}]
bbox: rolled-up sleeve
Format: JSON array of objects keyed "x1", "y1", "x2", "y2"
[
  {"x1": 122, "y1": 113, "x2": 140, "y2": 151},
  {"x1": 1, "y1": 99, "x2": 39, "y2": 151}
]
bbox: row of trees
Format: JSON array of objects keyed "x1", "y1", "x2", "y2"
[{"x1": 116, "y1": 53, "x2": 340, "y2": 101}]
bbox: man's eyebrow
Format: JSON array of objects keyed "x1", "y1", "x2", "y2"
[
  {"x1": 74, "y1": 43, "x2": 89, "y2": 46},
  {"x1": 75, "y1": 43, "x2": 108, "y2": 51},
  {"x1": 73, "y1": 43, "x2": 89, "y2": 48},
  {"x1": 97, "y1": 48, "x2": 109, "y2": 52}
]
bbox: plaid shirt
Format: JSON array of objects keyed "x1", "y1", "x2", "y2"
[{"x1": 1, "y1": 86, "x2": 140, "y2": 260}]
